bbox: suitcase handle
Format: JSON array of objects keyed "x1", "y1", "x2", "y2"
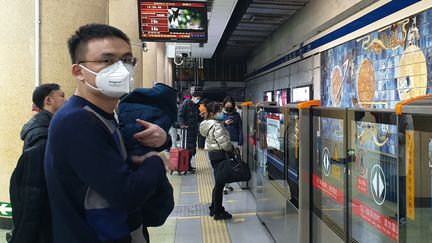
[{"x1": 181, "y1": 129, "x2": 187, "y2": 149}]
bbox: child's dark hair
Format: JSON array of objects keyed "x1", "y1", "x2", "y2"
[
  {"x1": 67, "y1": 24, "x2": 130, "y2": 64},
  {"x1": 205, "y1": 102, "x2": 221, "y2": 116}
]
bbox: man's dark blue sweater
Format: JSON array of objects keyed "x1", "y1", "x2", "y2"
[{"x1": 44, "y1": 96, "x2": 165, "y2": 243}]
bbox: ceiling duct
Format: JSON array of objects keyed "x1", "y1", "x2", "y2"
[{"x1": 250, "y1": 15, "x2": 283, "y2": 23}]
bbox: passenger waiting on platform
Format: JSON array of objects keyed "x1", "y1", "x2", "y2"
[
  {"x1": 21, "y1": 83, "x2": 66, "y2": 151},
  {"x1": 169, "y1": 102, "x2": 180, "y2": 148},
  {"x1": 8, "y1": 83, "x2": 66, "y2": 243},
  {"x1": 197, "y1": 98, "x2": 210, "y2": 149},
  {"x1": 44, "y1": 24, "x2": 169, "y2": 243},
  {"x1": 200, "y1": 102, "x2": 234, "y2": 220},
  {"x1": 177, "y1": 87, "x2": 203, "y2": 172},
  {"x1": 221, "y1": 96, "x2": 243, "y2": 194}
]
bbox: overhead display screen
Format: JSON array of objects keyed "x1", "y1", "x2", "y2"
[{"x1": 138, "y1": 1, "x2": 208, "y2": 43}]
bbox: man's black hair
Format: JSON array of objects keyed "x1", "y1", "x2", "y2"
[
  {"x1": 67, "y1": 23, "x2": 131, "y2": 64},
  {"x1": 190, "y1": 86, "x2": 203, "y2": 98},
  {"x1": 33, "y1": 83, "x2": 61, "y2": 109}
]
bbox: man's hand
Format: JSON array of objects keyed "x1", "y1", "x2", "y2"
[
  {"x1": 130, "y1": 151, "x2": 170, "y2": 172},
  {"x1": 130, "y1": 151, "x2": 160, "y2": 165},
  {"x1": 133, "y1": 119, "x2": 167, "y2": 148},
  {"x1": 180, "y1": 125, "x2": 188, "y2": 129}
]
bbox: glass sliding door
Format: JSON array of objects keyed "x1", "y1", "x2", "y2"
[{"x1": 311, "y1": 107, "x2": 348, "y2": 241}]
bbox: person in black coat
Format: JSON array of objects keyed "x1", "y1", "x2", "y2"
[
  {"x1": 9, "y1": 83, "x2": 65, "y2": 243},
  {"x1": 20, "y1": 84, "x2": 66, "y2": 151},
  {"x1": 177, "y1": 89, "x2": 203, "y2": 172}
]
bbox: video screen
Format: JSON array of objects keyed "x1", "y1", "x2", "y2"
[
  {"x1": 292, "y1": 85, "x2": 311, "y2": 102},
  {"x1": 264, "y1": 91, "x2": 273, "y2": 102},
  {"x1": 276, "y1": 89, "x2": 289, "y2": 106},
  {"x1": 168, "y1": 8, "x2": 205, "y2": 30},
  {"x1": 139, "y1": 1, "x2": 208, "y2": 43}
]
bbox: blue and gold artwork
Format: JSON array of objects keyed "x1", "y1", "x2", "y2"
[{"x1": 321, "y1": 9, "x2": 432, "y2": 109}]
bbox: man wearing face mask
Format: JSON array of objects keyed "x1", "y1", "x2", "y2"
[
  {"x1": 177, "y1": 88, "x2": 203, "y2": 173},
  {"x1": 44, "y1": 24, "x2": 170, "y2": 243}
]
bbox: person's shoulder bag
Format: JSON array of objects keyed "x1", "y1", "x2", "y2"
[{"x1": 214, "y1": 151, "x2": 251, "y2": 184}]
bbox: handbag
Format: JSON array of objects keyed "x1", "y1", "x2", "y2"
[{"x1": 214, "y1": 152, "x2": 251, "y2": 184}]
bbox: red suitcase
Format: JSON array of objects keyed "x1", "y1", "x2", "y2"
[{"x1": 169, "y1": 129, "x2": 189, "y2": 175}]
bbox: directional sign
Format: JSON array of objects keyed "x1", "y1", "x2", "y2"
[
  {"x1": 370, "y1": 165, "x2": 386, "y2": 205},
  {"x1": 322, "y1": 147, "x2": 331, "y2": 176},
  {"x1": 0, "y1": 202, "x2": 12, "y2": 217}
]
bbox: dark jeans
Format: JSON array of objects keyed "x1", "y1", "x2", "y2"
[{"x1": 210, "y1": 158, "x2": 225, "y2": 214}]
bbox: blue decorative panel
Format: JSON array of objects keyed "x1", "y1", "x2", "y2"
[{"x1": 321, "y1": 8, "x2": 432, "y2": 109}]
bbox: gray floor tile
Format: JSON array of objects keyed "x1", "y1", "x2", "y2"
[
  {"x1": 227, "y1": 215, "x2": 274, "y2": 243},
  {"x1": 0, "y1": 229, "x2": 7, "y2": 243},
  {"x1": 175, "y1": 218, "x2": 202, "y2": 243},
  {"x1": 179, "y1": 193, "x2": 200, "y2": 205}
]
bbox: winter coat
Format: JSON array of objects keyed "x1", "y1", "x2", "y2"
[
  {"x1": 221, "y1": 109, "x2": 243, "y2": 145},
  {"x1": 177, "y1": 99, "x2": 200, "y2": 155},
  {"x1": 200, "y1": 119, "x2": 234, "y2": 161},
  {"x1": 118, "y1": 83, "x2": 177, "y2": 156},
  {"x1": 117, "y1": 85, "x2": 176, "y2": 232},
  {"x1": 20, "y1": 109, "x2": 52, "y2": 151},
  {"x1": 200, "y1": 119, "x2": 234, "y2": 151},
  {"x1": 10, "y1": 110, "x2": 53, "y2": 243}
]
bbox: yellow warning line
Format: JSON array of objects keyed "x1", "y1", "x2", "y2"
[
  {"x1": 196, "y1": 149, "x2": 213, "y2": 203},
  {"x1": 201, "y1": 216, "x2": 231, "y2": 243},
  {"x1": 195, "y1": 150, "x2": 231, "y2": 243},
  {"x1": 180, "y1": 191, "x2": 198, "y2": 194}
]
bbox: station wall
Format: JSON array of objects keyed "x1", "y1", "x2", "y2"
[
  {"x1": 322, "y1": 7, "x2": 432, "y2": 109},
  {"x1": 245, "y1": 55, "x2": 320, "y2": 103},
  {"x1": 245, "y1": 0, "x2": 431, "y2": 106},
  {"x1": 245, "y1": 0, "x2": 372, "y2": 103}
]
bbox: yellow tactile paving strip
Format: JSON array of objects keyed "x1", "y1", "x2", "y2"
[
  {"x1": 196, "y1": 149, "x2": 214, "y2": 204},
  {"x1": 201, "y1": 216, "x2": 231, "y2": 243},
  {"x1": 195, "y1": 149, "x2": 231, "y2": 243}
]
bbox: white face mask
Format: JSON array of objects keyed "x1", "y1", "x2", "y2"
[{"x1": 79, "y1": 61, "x2": 134, "y2": 98}]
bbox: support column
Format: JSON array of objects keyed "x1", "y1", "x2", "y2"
[
  {"x1": 156, "y1": 42, "x2": 165, "y2": 84},
  {"x1": 109, "y1": 0, "x2": 144, "y2": 88},
  {"x1": 0, "y1": 0, "x2": 109, "y2": 204}
]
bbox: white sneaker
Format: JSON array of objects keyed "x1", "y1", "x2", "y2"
[{"x1": 223, "y1": 186, "x2": 230, "y2": 194}]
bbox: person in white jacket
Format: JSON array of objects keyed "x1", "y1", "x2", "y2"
[{"x1": 199, "y1": 102, "x2": 234, "y2": 220}]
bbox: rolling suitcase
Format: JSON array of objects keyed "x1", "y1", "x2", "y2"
[{"x1": 169, "y1": 129, "x2": 189, "y2": 175}]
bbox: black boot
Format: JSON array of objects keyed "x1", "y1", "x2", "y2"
[
  {"x1": 214, "y1": 211, "x2": 232, "y2": 220},
  {"x1": 188, "y1": 166, "x2": 196, "y2": 173}
]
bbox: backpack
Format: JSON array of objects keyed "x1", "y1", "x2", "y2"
[{"x1": 8, "y1": 139, "x2": 52, "y2": 243}]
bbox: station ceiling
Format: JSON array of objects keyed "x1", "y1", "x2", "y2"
[
  {"x1": 169, "y1": 0, "x2": 308, "y2": 62},
  {"x1": 216, "y1": 0, "x2": 309, "y2": 61}
]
